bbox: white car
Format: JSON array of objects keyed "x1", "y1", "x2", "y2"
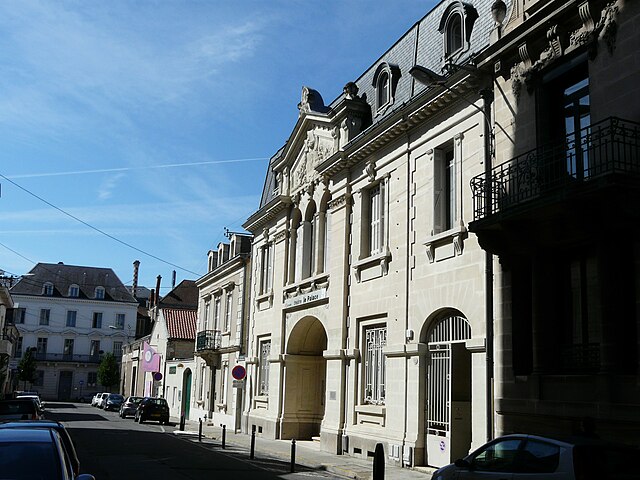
[
  {"x1": 431, "y1": 433, "x2": 637, "y2": 480},
  {"x1": 90, "y1": 393, "x2": 103, "y2": 407},
  {"x1": 96, "y1": 393, "x2": 110, "y2": 409}
]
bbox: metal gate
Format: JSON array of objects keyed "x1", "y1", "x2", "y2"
[{"x1": 426, "y1": 315, "x2": 471, "y2": 467}]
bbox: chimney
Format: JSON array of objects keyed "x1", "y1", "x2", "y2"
[
  {"x1": 149, "y1": 289, "x2": 155, "y2": 308},
  {"x1": 132, "y1": 260, "x2": 140, "y2": 297},
  {"x1": 171, "y1": 270, "x2": 176, "y2": 289},
  {"x1": 155, "y1": 275, "x2": 162, "y2": 305}
]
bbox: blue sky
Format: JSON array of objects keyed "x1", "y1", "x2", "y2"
[{"x1": 0, "y1": 1, "x2": 434, "y2": 293}]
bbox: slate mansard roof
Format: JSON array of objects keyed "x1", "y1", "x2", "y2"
[
  {"x1": 10, "y1": 262, "x2": 137, "y2": 303},
  {"x1": 257, "y1": 0, "x2": 504, "y2": 209}
]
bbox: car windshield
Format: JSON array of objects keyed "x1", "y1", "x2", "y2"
[
  {"x1": 149, "y1": 398, "x2": 168, "y2": 406},
  {"x1": 0, "y1": 441, "x2": 62, "y2": 479},
  {"x1": 108, "y1": 395, "x2": 124, "y2": 401},
  {"x1": 129, "y1": 397, "x2": 143, "y2": 403}
]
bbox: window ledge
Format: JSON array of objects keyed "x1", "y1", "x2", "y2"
[
  {"x1": 424, "y1": 224, "x2": 467, "y2": 263},
  {"x1": 355, "y1": 404, "x2": 386, "y2": 415},
  {"x1": 256, "y1": 290, "x2": 273, "y2": 309},
  {"x1": 353, "y1": 247, "x2": 391, "y2": 282}
]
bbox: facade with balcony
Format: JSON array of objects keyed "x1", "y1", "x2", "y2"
[
  {"x1": 241, "y1": 0, "x2": 506, "y2": 468},
  {"x1": 8, "y1": 263, "x2": 137, "y2": 401},
  {"x1": 191, "y1": 233, "x2": 252, "y2": 431},
  {"x1": 470, "y1": 0, "x2": 640, "y2": 446}
]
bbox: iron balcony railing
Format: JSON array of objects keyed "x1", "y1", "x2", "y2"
[
  {"x1": 33, "y1": 353, "x2": 103, "y2": 363},
  {"x1": 471, "y1": 117, "x2": 640, "y2": 221},
  {"x1": 196, "y1": 330, "x2": 222, "y2": 352}
]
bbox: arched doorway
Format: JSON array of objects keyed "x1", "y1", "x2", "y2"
[
  {"x1": 424, "y1": 314, "x2": 472, "y2": 467},
  {"x1": 281, "y1": 317, "x2": 328, "y2": 440},
  {"x1": 182, "y1": 368, "x2": 192, "y2": 420}
]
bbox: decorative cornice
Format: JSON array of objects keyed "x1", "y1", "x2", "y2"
[{"x1": 328, "y1": 193, "x2": 353, "y2": 211}]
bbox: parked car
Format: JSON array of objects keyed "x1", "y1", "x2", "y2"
[
  {"x1": 0, "y1": 427, "x2": 95, "y2": 479},
  {"x1": 90, "y1": 393, "x2": 103, "y2": 407},
  {"x1": 431, "y1": 433, "x2": 638, "y2": 480},
  {"x1": 0, "y1": 420, "x2": 81, "y2": 477},
  {"x1": 103, "y1": 394, "x2": 125, "y2": 412},
  {"x1": 135, "y1": 397, "x2": 170, "y2": 424},
  {"x1": 119, "y1": 396, "x2": 143, "y2": 418},
  {"x1": 0, "y1": 398, "x2": 44, "y2": 421},
  {"x1": 16, "y1": 393, "x2": 45, "y2": 412},
  {"x1": 96, "y1": 393, "x2": 110, "y2": 409}
]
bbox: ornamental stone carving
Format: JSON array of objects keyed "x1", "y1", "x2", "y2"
[{"x1": 291, "y1": 127, "x2": 337, "y2": 192}]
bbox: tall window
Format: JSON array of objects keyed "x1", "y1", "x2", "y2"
[
  {"x1": 434, "y1": 146, "x2": 456, "y2": 234},
  {"x1": 39, "y1": 309, "x2": 50, "y2": 326},
  {"x1": 114, "y1": 313, "x2": 125, "y2": 329},
  {"x1": 14, "y1": 337, "x2": 22, "y2": 358},
  {"x1": 68, "y1": 284, "x2": 80, "y2": 297},
  {"x1": 87, "y1": 372, "x2": 98, "y2": 387},
  {"x1": 258, "y1": 339, "x2": 271, "y2": 395},
  {"x1": 90, "y1": 340, "x2": 101, "y2": 357},
  {"x1": 43, "y1": 282, "x2": 54, "y2": 296},
  {"x1": 37, "y1": 337, "x2": 48, "y2": 355},
  {"x1": 92, "y1": 312, "x2": 103, "y2": 329},
  {"x1": 377, "y1": 70, "x2": 390, "y2": 110},
  {"x1": 260, "y1": 243, "x2": 273, "y2": 294},
  {"x1": 66, "y1": 310, "x2": 77, "y2": 327},
  {"x1": 446, "y1": 12, "x2": 463, "y2": 55},
  {"x1": 204, "y1": 302, "x2": 210, "y2": 330},
  {"x1": 365, "y1": 182, "x2": 386, "y2": 256},
  {"x1": 113, "y1": 341, "x2": 123, "y2": 357},
  {"x1": 214, "y1": 298, "x2": 221, "y2": 330},
  {"x1": 198, "y1": 365, "x2": 206, "y2": 400},
  {"x1": 95, "y1": 287, "x2": 105, "y2": 300},
  {"x1": 14, "y1": 308, "x2": 26, "y2": 324},
  {"x1": 224, "y1": 291, "x2": 233, "y2": 332},
  {"x1": 364, "y1": 326, "x2": 387, "y2": 405},
  {"x1": 221, "y1": 364, "x2": 228, "y2": 405},
  {"x1": 63, "y1": 339, "x2": 74, "y2": 358}
]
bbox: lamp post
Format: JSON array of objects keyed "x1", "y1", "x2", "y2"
[{"x1": 409, "y1": 63, "x2": 496, "y2": 442}]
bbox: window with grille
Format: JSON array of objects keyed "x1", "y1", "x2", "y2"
[
  {"x1": 39, "y1": 309, "x2": 50, "y2": 326},
  {"x1": 92, "y1": 312, "x2": 103, "y2": 329},
  {"x1": 66, "y1": 310, "x2": 77, "y2": 327},
  {"x1": 364, "y1": 326, "x2": 387, "y2": 405},
  {"x1": 258, "y1": 340, "x2": 271, "y2": 395}
]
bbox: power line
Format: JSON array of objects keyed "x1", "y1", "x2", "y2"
[{"x1": 0, "y1": 173, "x2": 202, "y2": 277}]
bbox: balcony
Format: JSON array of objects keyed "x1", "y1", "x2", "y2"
[
  {"x1": 33, "y1": 353, "x2": 103, "y2": 364},
  {"x1": 195, "y1": 330, "x2": 222, "y2": 367},
  {"x1": 470, "y1": 117, "x2": 640, "y2": 253}
]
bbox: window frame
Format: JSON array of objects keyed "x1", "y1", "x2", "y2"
[
  {"x1": 258, "y1": 339, "x2": 271, "y2": 396},
  {"x1": 95, "y1": 287, "x2": 105, "y2": 300},
  {"x1": 14, "y1": 337, "x2": 23, "y2": 358},
  {"x1": 90, "y1": 340, "x2": 101, "y2": 357},
  {"x1": 37, "y1": 337, "x2": 48, "y2": 355},
  {"x1": 68, "y1": 284, "x2": 80, "y2": 298},
  {"x1": 363, "y1": 324, "x2": 387, "y2": 405},
  {"x1": 39, "y1": 309, "x2": 50, "y2": 326},
  {"x1": 66, "y1": 310, "x2": 77, "y2": 328},
  {"x1": 43, "y1": 282, "x2": 54, "y2": 296},
  {"x1": 92, "y1": 312, "x2": 103, "y2": 329},
  {"x1": 224, "y1": 290, "x2": 233, "y2": 332},
  {"x1": 114, "y1": 313, "x2": 125, "y2": 330},
  {"x1": 63, "y1": 338, "x2": 74, "y2": 357},
  {"x1": 113, "y1": 341, "x2": 123, "y2": 357}
]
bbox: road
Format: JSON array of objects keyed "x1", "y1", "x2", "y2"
[{"x1": 45, "y1": 402, "x2": 344, "y2": 480}]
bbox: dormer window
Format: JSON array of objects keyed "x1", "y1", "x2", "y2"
[
  {"x1": 68, "y1": 284, "x2": 80, "y2": 297},
  {"x1": 438, "y1": 2, "x2": 478, "y2": 61},
  {"x1": 372, "y1": 62, "x2": 400, "y2": 115},
  {"x1": 43, "y1": 282, "x2": 54, "y2": 296},
  {"x1": 95, "y1": 286, "x2": 105, "y2": 300}
]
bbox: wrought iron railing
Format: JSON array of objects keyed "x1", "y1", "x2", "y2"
[
  {"x1": 33, "y1": 353, "x2": 103, "y2": 363},
  {"x1": 471, "y1": 117, "x2": 640, "y2": 221},
  {"x1": 196, "y1": 330, "x2": 222, "y2": 352}
]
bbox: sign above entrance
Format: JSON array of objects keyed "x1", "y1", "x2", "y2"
[{"x1": 283, "y1": 287, "x2": 327, "y2": 309}]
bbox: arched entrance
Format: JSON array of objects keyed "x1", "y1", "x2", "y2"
[
  {"x1": 424, "y1": 314, "x2": 472, "y2": 467},
  {"x1": 281, "y1": 317, "x2": 328, "y2": 440},
  {"x1": 182, "y1": 368, "x2": 192, "y2": 420}
]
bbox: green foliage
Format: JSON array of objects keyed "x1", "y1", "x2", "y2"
[
  {"x1": 17, "y1": 348, "x2": 37, "y2": 385},
  {"x1": 97, "y1": 352, "x2": 120, "y2": 389}
]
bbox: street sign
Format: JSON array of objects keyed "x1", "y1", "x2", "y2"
[
  {"x1": 232, "y1": 379, "x2": 245, "y2": 389},
  {"x1": 153, "y1": 372, "x2": 163, "y2": 381},
  {"x1": 231, "y1": 365, "x2": 246, "y2": 380},
  {"x1": 78, "y1": 380, "x2": 84, "y2": 386}
]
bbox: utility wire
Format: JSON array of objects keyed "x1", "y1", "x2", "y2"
[{"x1": 0, "y1": 173, "x2": 202, "y2": 277}]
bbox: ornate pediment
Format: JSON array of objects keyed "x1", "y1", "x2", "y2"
[{"x1": 290, "y1": 126, "x2": 338, "y2": 192}]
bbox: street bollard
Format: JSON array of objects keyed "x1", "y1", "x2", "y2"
[
  {"x1": 250, "y1": 425, "x2": 256, "y2": 459},
  {"x1": 290, "y1": 439, "x2": 296, "y2": 473},
  {"x1": 179, "y1": 414, "x2": 185, "y2": 431},
  {"x1": 373, "y1": 442, "x2": 385, "y2": 480},
  {"x1": 222, "y1": 425, "x2": 226, "y2": 449},
  {"x1": 198, "y1": 418, "x2": 202, "y2": 442}
]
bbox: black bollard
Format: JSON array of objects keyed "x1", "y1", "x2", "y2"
[
  {"x1": 198, "y1": 418, "x2": 202, "y2": 442},
  {"x1": 179, "y1": 413, "x2": 185, "y2": 431},
  {"x1": 290, "y1": 439, "x2": 296, "y2": 473},
  {"x1": 250, "y1": 425, "x2": 256, "y2": 459},
  {"x1": 222, "y1": 425, "x2": 226, "y2": 449},
  {"x1": 373, "y1": 442, "x2": 385, "y2": 480}
]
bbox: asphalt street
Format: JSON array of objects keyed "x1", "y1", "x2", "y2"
[{"x1": 46, "y1": 402, "x2": 346, "y2": 480}]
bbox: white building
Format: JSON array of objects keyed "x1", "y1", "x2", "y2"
[{"x1": 9, "y1": 263, "x2": 137, "y2": 401}]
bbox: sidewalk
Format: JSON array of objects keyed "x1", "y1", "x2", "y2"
[{"x1": 170, "y1": 417, "x2": 435, "y2": 480}]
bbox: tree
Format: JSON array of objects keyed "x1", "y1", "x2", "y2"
[
  {"x1": 97, "y1": 353, "x2": 120, "y2": 390},
  {"x1": 17, "y1": 348, "x2": 37, "y2": 390},
  {"x1": 0, "y1": 354, "x2": 9, "y2": 399}
]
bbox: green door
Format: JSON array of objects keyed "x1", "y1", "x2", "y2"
[{"x1": 183, "y1": 370, "x2": 192, "y2": 420}]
